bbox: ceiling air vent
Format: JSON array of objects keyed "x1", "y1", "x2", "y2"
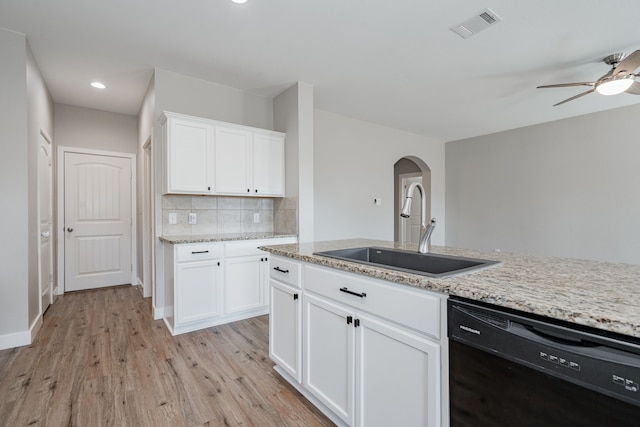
[{"x1": 451, "y1": 8, "x2": 502, "y2": 39}]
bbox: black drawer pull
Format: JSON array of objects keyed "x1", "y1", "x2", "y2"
[
  {"x1": 340, "y1": 287, "x2": 367, "y2": 298},
  {"x1": 191, "y1": 250, "x2": 209, "y2": 254},
  {"x1": 273, "y1": 267, "x2": 289, "y2": 274}
]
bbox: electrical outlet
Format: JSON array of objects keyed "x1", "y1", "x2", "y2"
[
  {"x1": 168, "y1": 213, "x2": 177, "y2": 225},
  {"x1": 253, "y1": 213, "x2": 260, "y2": 223},
  {"x1": 188, "y1": 213, "x2": 197, "y2": 225}
]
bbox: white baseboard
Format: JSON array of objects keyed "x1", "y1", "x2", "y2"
[
  {"x1": 153, "y1": 305, "x2": 164, "y2": 320},
  {"x1": 0, "y1": 329, "x2": 31, "y2": 350}
]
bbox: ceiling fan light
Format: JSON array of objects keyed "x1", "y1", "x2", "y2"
[{"x1": 595, "y1": 75, "x2": 634, "y2": 96}]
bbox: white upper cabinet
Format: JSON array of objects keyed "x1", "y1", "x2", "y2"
[
  {"x1": 161, "y1": 112, "x2": 285, "y2": 197},
  {"x1": 214, "y1": 126, "x2": 252, "y2": 195},
  {"x1": 252, "y1": 132, "x2": 285, "y2": 196},
  {"x1": 163, "y1": 115, "x2": 214, "y2": 194}
]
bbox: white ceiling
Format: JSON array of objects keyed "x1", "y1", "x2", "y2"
[{"x1": 2, "y1": 0, "x2": 640, "y2": 142}]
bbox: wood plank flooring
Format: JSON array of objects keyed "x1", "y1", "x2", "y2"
[{"x1": 0, "y1": 286, "x2": 334, "y2": 426}]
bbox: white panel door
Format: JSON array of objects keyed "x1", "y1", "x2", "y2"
[
  {"x1": 64, "y1": 152, "x2": 132, "y2": 292},
  {"x1": 38, "y1": 132, "x2": 53, "y2": 312},
  {"x1": 252, "y1": 133, "x2": 284, "y2": 196}
]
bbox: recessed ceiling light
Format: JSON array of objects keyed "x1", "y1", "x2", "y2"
[
  {"x1": 231, "y1": 0, "x2": 247, "y2": 3},
  {"x1": 90, "y1": 82, "x2": 106, "y2": 89}
]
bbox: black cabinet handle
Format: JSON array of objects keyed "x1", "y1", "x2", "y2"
[
  {"x1": 293, "y1": 293, "x2": 299, "y2": 300},
  {"x1": 255, "y1": 189, "x2": 258, "y2": 193},
  {"x1": 217, "y1": 261, "x2": 220, "y2": 266},
  {"x1": 347, "y1": 315, "x2": 353, "y2": 325},
  {"x1": 207, "y1": 186, "x2": 211, "y2": 191},
  {"x1": 340, "y1": 287, "x2": 366, "y2": 298},
  {"x1": 354, "y1": 318, "x2": 360, "y2": 328},
  {"x1": 274, "y1": 267, "x2": 289, "y2": 274},
  {"x1": 191, "y1": 250, "x2": 209, "y2": 254},
  {"x1": 247, "y1": 188, "x2": 250, "y2": 193}
]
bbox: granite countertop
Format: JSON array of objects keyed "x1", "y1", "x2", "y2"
[
  {"x1": 260, "y1": 238, "x2": 640, "y2": 339},
  {"x1": 160, "y1": 232, "x2": 297, "y2": 244}
]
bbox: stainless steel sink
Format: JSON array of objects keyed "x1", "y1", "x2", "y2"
[{"x1": 313, "y1": 246, "x2": 500, "y2": 278}]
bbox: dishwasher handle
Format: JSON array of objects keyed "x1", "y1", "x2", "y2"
[{"x1": 510, "y1": 322, "x2": 640, "y2": 367}]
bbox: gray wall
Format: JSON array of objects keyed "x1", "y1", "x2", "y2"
[
  {"x1": 54, "y1": 104, "x2": 138, "y2": 154},
  {"x1": 445, "y1": 103, "x2": 640, "y2": 264},
  {"x1": 313, "y1": 109, "x2": 445, "y2": 244},
  {"x1": 0, "y1": 29, "x2": 53, "y2": 347},
  {"x1": 0, "y1": 29, "x2": 29, "y2": 340}
]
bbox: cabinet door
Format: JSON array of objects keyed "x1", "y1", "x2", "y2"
[
  {"x1": 304, "y1": 293, "x2": 354, "y2": 425},
  {"x1": 166, "y1": 118, "x2": 213, "y2": 194},
  {"x1": 252, "y1": 132, "x2": 284, "y2": 196},
  {"x1": 269, "y1": 279, "x2": 302, "y2": 382},
  {"x1": 224, "y1": 255, "x2": 265, "y2": 314},
  {"x1": 355, "y1": 313, "x2": 441, "y2": 427},
  {"x1": 176, "y1": 259, "x2": 221, "y2": 324},
  {"x1": 214, "y1": 126, "x2": 252, "y2": 195}
]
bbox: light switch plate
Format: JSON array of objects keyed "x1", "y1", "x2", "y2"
[
  {"x1": 253, "y1": 213, "x2": 260, "y2": 223},
  {"x1": 188, "y1": 213, "x2": 197, "y2": 225},
  {"x1": 168, "y1": 213, "x2": 177, "y2": 225},
  {"x1": 374, "y1": 198, "x2": 382, "y2": 206}
]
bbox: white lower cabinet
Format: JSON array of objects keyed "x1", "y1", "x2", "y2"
[
  {"x1": 269, "y1": 279, "x2": 302, "y2": 382},
  {"x1": 355, "y1": 312, "x2": 440, "y2": 427},
  {"x1": 176, "y1": 258, "x2": 222, "y2": 324},
  {"x1": 224, "y1": 255, "x2": 267, "y2": 314},
  {"x1": 269, "y1": 259, "x2": 446, "y2": 427},
  {"x1": 163, "y1": 237, "x2": 295, "y2": 335},
  {"x1": 304, "y1": 293, "x2": 354, "y2": 424}
]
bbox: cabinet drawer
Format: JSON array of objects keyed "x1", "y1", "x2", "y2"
[
  {"x1": 270, "y1": 256, "x2": 302, "y2": 288},
  {"x1": 225, "y1": 241, "x2": 266, "y2": 258},
  {"x1": 176, "y1": 243, "x2": 222, "y2": 262},
  {"x1": 304, "y1": 265, "x2": 441, "y2": 339}
]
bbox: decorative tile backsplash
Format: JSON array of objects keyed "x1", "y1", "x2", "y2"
[{"x1": 162, "y1": 195, "x2": 298, "y2": 236}]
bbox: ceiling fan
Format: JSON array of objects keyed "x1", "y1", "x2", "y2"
[{"x1": 537, "y1": 50, "x2": 640, "y2": 106}]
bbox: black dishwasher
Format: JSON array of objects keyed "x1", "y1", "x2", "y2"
[{"x1": 448, "y1": 297, "x2": 640, "y2": 426}]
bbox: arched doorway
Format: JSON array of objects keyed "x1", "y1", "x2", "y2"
[{"x1": 394, "y1": 156, "x2": 431, "y2": 243}]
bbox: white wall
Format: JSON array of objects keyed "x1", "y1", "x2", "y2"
[
  {"x1": 445, "y1": 103, "x2": 640, "y2": 264},
  {"x1": 54, "y1": 104, "x2": 138, "y2": 154},
  {"x1": 314, "y1": 109, "x2": 445, "y2": 244}
]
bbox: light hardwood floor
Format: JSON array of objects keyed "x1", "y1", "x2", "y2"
[{"x1": 0, "y1": 286, "x2": 333, "y2": 426}]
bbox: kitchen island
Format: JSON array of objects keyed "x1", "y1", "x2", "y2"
[
  {"x1": 261, "y1": 238, "x2": 640, "y2": 339},
  {"x1": 261, "y1": 238, "x2": 640, "y2": 426}
]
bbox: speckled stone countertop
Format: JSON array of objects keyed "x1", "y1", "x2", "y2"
[
  {"x1": 160, "y1": 232, "x2": 297, "y2": 244},
  {"x1": 260, "y1": 239, "x2": 640, "y2": 339}
]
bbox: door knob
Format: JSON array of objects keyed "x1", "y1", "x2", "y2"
[
  {"x1": 67, "y1": 227, "x2": 73, "y2": 232},
  {"x1": 40, "y1": 231, "x2": 50, "y2": 238}
]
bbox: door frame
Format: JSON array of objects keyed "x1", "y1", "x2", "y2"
[
  {"x1": 38, "y1": 128, "x2": 54, "y2": 313},
  {"x1": 398, "y1": 172, "x2": 422, "y2": 244},
  {"x1": 56, "y1": 146, "x2": 137, "y2": 294},
  {"x1": 142, "y1": 137, "x2": 154, "y2": 299}
]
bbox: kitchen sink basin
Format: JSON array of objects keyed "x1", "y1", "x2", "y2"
[{"x1": 313, "y1": 246, "x2": 500, "y2": 278}]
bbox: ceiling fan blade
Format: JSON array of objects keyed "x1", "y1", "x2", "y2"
[
  {"x1": 626, "y1": 80, "x2": 640, "y2": 95},
  {"x1": 612, "y1": 50, "x2": 640, "y2": 76},
  {"x1": 537, "y1": 82, "x2": 596, "y2": 89},
  {"x1": 553, "y1": 88, "x2": 596, "y2": 106}
]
